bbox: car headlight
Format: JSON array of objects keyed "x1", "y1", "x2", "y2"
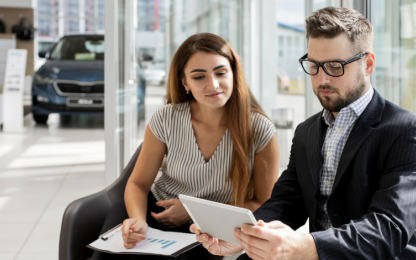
[
  {"x1": 34, "y1": 74, "x2": 53, "y2": 85},
  {"x1": 36, "y1": 95, "x2": 50, "y2": 103}
]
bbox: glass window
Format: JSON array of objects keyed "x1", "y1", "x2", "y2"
[
  {"x1": 84, "y1": 0, "x2": 95, "y2": 17},
  {"x1": 65, "y1": 19, "x2": 80, "y2": 33},
  {"x1": 372, "y1": 0, "x2": 416, "y2": 113},
  {"x1": 107, "y1": 0, "x2": 346, "y2": 179},
  {"x1": 36, "y1": 0, "x2": 106, "y2": 58},
  {"x1": 276, "y1": 0, "x2": 306, "y2": 102},
  {"x1": 109, "y1": 0, "x2": 246, "y2": 175}
]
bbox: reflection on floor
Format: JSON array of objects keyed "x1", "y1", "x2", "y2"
[{"x1": 0, "y1": 114, "x2": 105, "y2": 260}]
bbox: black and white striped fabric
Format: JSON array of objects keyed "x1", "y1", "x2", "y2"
[{"x1": 148, "y1": 102, "x2": 276, "y2": 204}]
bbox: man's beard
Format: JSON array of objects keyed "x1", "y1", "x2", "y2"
[{"x1": 314, "y1": 73, "x2": 366, "y2": 112}]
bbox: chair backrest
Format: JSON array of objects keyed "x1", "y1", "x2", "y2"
[
  {"x1": 105, "y1": 143, "x2": 143, "y2": 203},
  {"x1": 58, "y1": 144, "x2": 142, "y2": 260}
]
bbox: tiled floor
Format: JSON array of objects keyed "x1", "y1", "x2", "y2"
[
  {"x1": 0, "y1": 114, "x2": 106, "y2": 260},
  {"x1": 0, "y1": 85, "x2": 168, "y2": 260}
]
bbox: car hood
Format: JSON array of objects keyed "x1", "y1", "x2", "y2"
[{"x1": 37, "y1": 60, "x2": 104, "y2": 82}]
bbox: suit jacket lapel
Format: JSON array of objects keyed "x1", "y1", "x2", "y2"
[
  {"x1": 307, "y1": 112, "x2": 327, "y2": 192},
  {"x1": 332, "y1": 90, "x2": 385, "y2": 192}
]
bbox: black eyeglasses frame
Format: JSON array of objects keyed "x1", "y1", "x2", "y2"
[{"x1": 298, "y1": 52, "x2": 368, "y2": 77}]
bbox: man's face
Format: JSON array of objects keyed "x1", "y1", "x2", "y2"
[{"x1": 308, "y1": 33, "x2": 368, "y2": 113}]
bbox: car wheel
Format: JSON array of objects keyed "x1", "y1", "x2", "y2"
[{"x1": 33, "y1": 113, "x2": 49, "y2": 124}]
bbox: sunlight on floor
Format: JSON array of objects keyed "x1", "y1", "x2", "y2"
[
  {"x1": 0, "y1": 145, "x2": 15, "y2": 158},
  {"x1": 5, "y1": 141, "x2": 105, "y2": 169},
  {"x1": 0, "y1": 197, "x2": 10, "y2": 211}
]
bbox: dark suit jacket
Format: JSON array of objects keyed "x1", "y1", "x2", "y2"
[{"x1": 245, "y1": 90, "x2": 416, "y2": 259}]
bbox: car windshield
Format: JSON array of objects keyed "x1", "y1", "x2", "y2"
[{"x1": 50, "y1": 36, "x2": 104, "y2": 61}]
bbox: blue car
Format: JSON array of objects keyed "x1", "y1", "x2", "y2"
[{"x1": 32, "y1": 34, "x2": 146, "y2": 124}]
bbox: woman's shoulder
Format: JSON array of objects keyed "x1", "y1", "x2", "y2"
[
  {"x1": 250, "y1": 112, "x2": 275, "y2": 131},
  {"x1": 250, "y1": 112, "x2": 276, "y2": 153},
  {"x1": 153, "y1": 102, "x2": 189, "y2": 116},
  {"x1": 149, "y1": 102, "x2": 189, "y2": 143}
]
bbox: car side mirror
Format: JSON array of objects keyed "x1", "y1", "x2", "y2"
[{"x1": 38, "y1": 51, "x2": 50, "y2": 59}]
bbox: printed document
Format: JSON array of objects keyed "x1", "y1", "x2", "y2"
[{"x1": 88, "y1": 227, "x2": 200, "y2": 256}]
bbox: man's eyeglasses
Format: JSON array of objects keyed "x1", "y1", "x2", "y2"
[{"x1": 299, "y1": 52, "x2": 368, "y2": 77}]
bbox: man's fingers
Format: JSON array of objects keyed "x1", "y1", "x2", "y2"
[
  {"x1": 189, "y1": 224, "x2": 200, "y2": 234},
  {"x1": 196, "y1": 234, "x2": 203, "y2": 242},
  {"x1": 263, "y1": 220, "x2": 287, "y2": 230},
  {"x1": 197, "y1": 233, "x2": 211, "y2": 243},
  {"x1": 200, "y1": 235, "x2": 217, "y2": 253},
  {"x1": 257, "y1": 220, "x2": 266, "y2": 227},
  {"x1": 206, "y1": 237, "x2": 221, "y2": 255},
  {"x1": 240, "y1": 224, "x2": 272, "y2": 241},
  {"x1": 235, "y1": 227, "x2": 268, "y2": 250},
  {"x1": 245, "y1": 248, "x2": 264, "y2": 260},
  {"x1": 238, "y1": 233, "x2": 267, "y2": 259}
]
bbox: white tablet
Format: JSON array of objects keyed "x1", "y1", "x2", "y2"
[{"x1": 179, "y1": 194, "x2": 257, "y2": 244}]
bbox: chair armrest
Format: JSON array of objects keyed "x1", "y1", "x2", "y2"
[{"x1": 59, "y1": 191, "x2": 113, "y2": 260}]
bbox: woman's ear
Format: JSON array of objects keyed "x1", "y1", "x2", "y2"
[{"x1": 182, "y1": 78, "x2": 189, "y2": 92}]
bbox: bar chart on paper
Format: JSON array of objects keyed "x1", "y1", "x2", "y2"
[
  {"x1": 146, "y1": 238, "x2": 177, "y2": 248},
  {"x1": 88, "y1": 227, "x2": 199, "y2": 256}
]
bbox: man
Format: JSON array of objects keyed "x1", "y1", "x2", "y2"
[{"x1": 191, "y1": 7, "x2": 416, "y2": 260}]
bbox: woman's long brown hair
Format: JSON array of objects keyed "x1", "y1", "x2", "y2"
[{"x1": 165, "y1": 33, "x2": 268, "y2": 207}]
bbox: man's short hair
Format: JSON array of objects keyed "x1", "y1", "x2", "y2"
[{"x1": 306, "y1": 7, "x2": 374, "y2": 53}]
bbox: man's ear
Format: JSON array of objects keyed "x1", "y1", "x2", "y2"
[{"x1": 365, "y1": 52, "x2": 376, "y2": 76}]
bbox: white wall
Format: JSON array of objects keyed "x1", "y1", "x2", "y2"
[{"x1": 0, "y1": 0, "x2": 35, "y2": 8}]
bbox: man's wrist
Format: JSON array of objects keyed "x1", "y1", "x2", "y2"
[{"x1": 299, "y1": 234, "x2": 319, "y2": 260}]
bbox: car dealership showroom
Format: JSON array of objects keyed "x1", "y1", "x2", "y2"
[{"x1": 0, "y1": 0, "x2": 415, "y2": 259}]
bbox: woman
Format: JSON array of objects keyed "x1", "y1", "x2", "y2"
[{"x1": 93, "y1": 33, "x2": 279, "y2": 260}]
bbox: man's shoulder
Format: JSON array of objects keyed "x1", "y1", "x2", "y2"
[{"x1": 382, "y1": 100, "x2": 416, "y2": 128}]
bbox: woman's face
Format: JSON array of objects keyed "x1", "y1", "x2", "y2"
[{"x1": 182, "y1": 52, "x2": 233, "y2": 110}]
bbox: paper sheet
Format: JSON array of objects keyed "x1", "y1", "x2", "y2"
[{"x1": 88, "y1": 227, "x2": 199, "y2": 256}]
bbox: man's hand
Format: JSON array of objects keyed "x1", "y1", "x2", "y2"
[
  {"x1": 190, "y1": 224, "x2": 244, "y2": 256},
  {"x1": 234, "y1": 220, "x2": 319, "y2": 260},
  {"x1": 150, "y1": 199, "x2": 191, "y2": 228}
]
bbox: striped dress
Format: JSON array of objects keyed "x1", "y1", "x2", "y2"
[{"x1": 149, "y1": 102, "x2": 276, "y2": 204}]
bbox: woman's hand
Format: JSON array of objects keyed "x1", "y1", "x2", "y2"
[
  {"x1": 121, "y1": 218, "x2": 148, "y2": 249},
  {"x1": 190, "y1": 224, "x2": 243, "y2": 256},
  {"x1": 150, "y1": 199, "x2": 191, "y2": 228}
]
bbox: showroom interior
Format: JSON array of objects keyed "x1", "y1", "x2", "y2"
[{"x1": 0, "y1": 0, "x2": 414, "y2": 259}]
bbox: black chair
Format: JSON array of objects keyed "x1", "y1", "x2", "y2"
[{"x1": 59, "y1": 144, "x2": 142, "y2": 260}]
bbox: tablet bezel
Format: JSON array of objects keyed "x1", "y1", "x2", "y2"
[{"x1": 179, "y1": 194, "x2": 257, "y2": 244}]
